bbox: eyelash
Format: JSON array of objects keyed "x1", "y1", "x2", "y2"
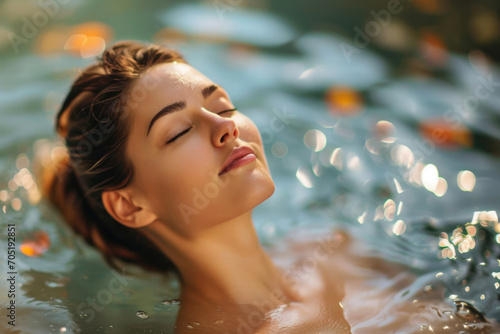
[{"x1": 166, "y1": 108, "x2": 238, "y2": 144}]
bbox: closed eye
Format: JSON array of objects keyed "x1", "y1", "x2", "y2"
[
  {"x1": 218, "y1": 107, "x2": 238, "y2": 115},
  {"x1": 166, "y1": 107, "x2": 238, "y2": 144},
  {"x1": 167, "y1": 127, "x2": 192, "y2": 144}
]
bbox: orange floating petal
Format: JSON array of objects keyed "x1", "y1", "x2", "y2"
[
  {"x1": 419, "y1": 30, "x2": 448, "y2": 66},
  {"x1": 325, "y1": 86, "x2": 363, "y2": 116},
  {"x1": 419, "y1": 119, "x2": 473, "y2": 149},
  {"x1": 20, "y1": 231, "x2": 50, "y2": 257}
]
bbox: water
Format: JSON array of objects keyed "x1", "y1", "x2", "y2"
[
  {"x1": 1, "y1": 0, "x2": 500, "y2": 333},
  {"x1": 136, "y1": 311, "x2": 149, "y2": 319}
]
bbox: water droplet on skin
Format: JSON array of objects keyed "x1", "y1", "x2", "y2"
[
  {"x1": 214, "y1": 318, "x2": 224, "y2": 325},
  {"x1": 186, "y1": 323, "x2": 194, "y2": 329},
  {"x1": 193, "y1": 321, "x2": 200, "y2": 326},
  {"x1": 136, "y1": 311, "x2": 149, "y2": 319}
]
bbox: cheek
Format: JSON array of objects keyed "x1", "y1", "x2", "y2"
[
  {"x1": 235, "y1": 114, "x2": 263, "y2": 145},
  {"x1": 154, "y1": 139, "x2": 217, "y2": 206},
  {"x1": 235, "y1": 114, "x2": 270, "y2": 168}
]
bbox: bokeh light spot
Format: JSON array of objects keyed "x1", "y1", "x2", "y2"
[
  {"x1": 419, "y1": 119, "x2": 472, "y2": 149},
  {"x1": 303, "y1": 129, "x2": 327, "y2": 152},
  {"x1": 457, "y1": 170, "x2": 476, "y2": 192},
  {"x1": 384, "y1": 199, "x2": 396, "y2": 221},
  {"x1": 421, "y1": 164, "x2": 439, "y2": 192},
  {"x1": 434, "y1": 177, "x2": 447, "y2": 197},
  {"x1": 329, "y1": 148, "x2": 343, "y2": 171},
  {"x1": 11, "y1": 198, "x2": 22, "y2": 211},
  {"x1": 296, "y1": 167, "x2": 313, "y2": 189},
  {"x1": 325, "y1": 86, "x2": 362, "y2": 116},
  {"x1": 20, "y1": 231, "x2": 51, "y2": 257},
  {"x1": 271, "y1": 141, "x2": 288, "y2": 158},
  {"x1": 392, "y1": 220, "x2": 406, "y2": 236}
]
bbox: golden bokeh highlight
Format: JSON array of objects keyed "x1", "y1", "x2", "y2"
[
  {"x1": 11, "y1": 198, "x2": 22, "y2": 211},
  {"x1": 0, "y1": 190, "x2": 8, "y2": 202},
  {"x1": 33, "y1": 21, "x2": 113, "y2": 57},
  {"x1": 325, "y1": 86, "x2": 363, "y2": 116},
  {"x1": 64, "y1": 22, "x2": 113, "y2": 58},
  {"x1": 20, "y1": 231, "x2": 51, "y2": 257}
]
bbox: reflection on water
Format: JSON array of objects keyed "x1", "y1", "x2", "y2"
[{"x1": 1, "y1": 0, "x2": 500, "y2": 333}]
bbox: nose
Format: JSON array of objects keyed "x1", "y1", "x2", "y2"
[
  {"x1": 213, "y1": 117, "x2": 239, "y2": 147},
  {"x1": 201, "y1": 108, "x2": 239, "y2": 147}
]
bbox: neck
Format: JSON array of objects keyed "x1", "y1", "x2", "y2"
[{"x1": 143, "y1": 211, "x2": 298, "y2": 308}]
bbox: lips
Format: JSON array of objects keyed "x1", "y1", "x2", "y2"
[{"x1": 219, "y1": 146, "x2": 256, "y2": 175}]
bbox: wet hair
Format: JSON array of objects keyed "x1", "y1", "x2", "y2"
[{"x1": 42, "y1": 41, "x2": 187, "y2": 273}]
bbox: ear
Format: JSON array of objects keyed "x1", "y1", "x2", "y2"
[{"x1": 101, "y1": 189, "x2": 157, "y2": 228}]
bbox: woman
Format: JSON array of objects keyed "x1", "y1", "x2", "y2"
[
  {"x1": 43, "y1": 41, "x2": 496, "y2": 333},
  {"x1": 43, "y1": 40, "x2": 351, "y2": 333}
]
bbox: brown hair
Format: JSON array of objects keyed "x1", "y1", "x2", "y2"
[{"x1": 42, "y1": 41, "x2": 187, "y2": 273}]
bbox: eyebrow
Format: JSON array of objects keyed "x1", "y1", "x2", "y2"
[{"x1": 146, "y1": 84, "x2": 220, "y2": 136}]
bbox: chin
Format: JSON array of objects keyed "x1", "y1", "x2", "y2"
[
  {"x1": 246, "y1": 171, "x2": 275, "y2": 207},
  {"x1": 221, "y1": 168, "x2": 275, "y2": 215}
]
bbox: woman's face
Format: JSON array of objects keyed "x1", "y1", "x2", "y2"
[{"x1": 124, "y1": 62, "x2": 275, "y2": 237}]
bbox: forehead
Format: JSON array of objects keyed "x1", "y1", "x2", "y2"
[
  {"x1": 136, "y1": 62, "x2": 211, "y2": 94},
  {"x1": 124, "y1": 62, "x2": 213, "y2": 125},
  {"x1": 123, "y1": 62, "x2": 215, "y2": 138}
]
